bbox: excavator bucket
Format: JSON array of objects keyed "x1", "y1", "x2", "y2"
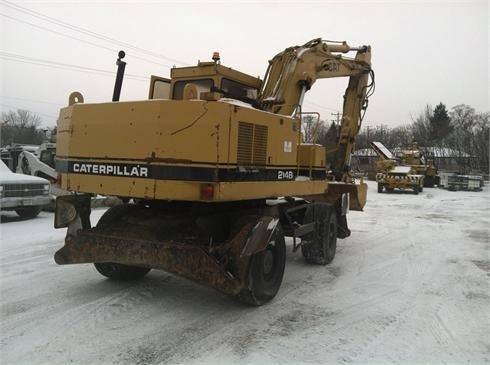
[{"x1": 327, "y1": 181, "x2": 368, "y2": 211}]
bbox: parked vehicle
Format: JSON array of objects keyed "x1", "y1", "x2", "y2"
[
  {"x1": 0, "y1": 161, "x2": 52, "y2": 218},
  {"x1": 370, "y1": 141, "x2": 424, "y2": 194}
]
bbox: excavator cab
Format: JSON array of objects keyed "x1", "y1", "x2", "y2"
[{"x1": 149, "y1": 58, "x2": 262, "y2": 103}]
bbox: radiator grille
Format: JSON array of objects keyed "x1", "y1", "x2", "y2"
[
  {"x1": 2, "y1": 184, "x2": 46, "y2": 197},
  {"x1": 237, "y1": 122, "x2": 268, "y2": 166}
]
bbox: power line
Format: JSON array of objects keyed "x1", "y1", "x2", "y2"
[
  {"x1": 0, "y1": 13, "x2": 175, "y2": 68},
  {"x1": 2, "y1": 0, "x2": 189, "y2": 66},
  {"x1": 0, "y1": 52, "x2": 149, "y2": 81},
  {"x1": 304, "y1": 99, "x2": 340, "y2": 112},
  {"x1": 0, "y1": 95, "x2": 64, "y2": 107},
  {"x1": 0, "y1": 13, "x2": 115, "y2": 52},
  {"x1": 0, "y1": 54, "x2": 148, "y2": 81}
]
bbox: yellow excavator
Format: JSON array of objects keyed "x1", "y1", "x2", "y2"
[
  {"x1": 53, "y1": 38, "x2": 374, "y2": 305},
  {"x1": 401, "y1": 142, "x2": 439, "y2": 187},
  {"x1": 370, "y1": 141, "x2": 425, "y2": 194}
]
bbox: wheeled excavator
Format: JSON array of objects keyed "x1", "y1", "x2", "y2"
[
  {"x1": 53, "y1": 38, "x2": 374, "y2": 305},
  {"x1": 370, "y1": 141, "x2": 424, "y2": 194}
]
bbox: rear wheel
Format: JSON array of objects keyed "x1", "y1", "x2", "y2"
[
  {"x1": 15, "y1": 206, "x2": 42, "y2": 219},
  {"x1": 377, "y1": 183, "x2": 383, "y2": 193},
  {"x1": 94, "y1": 262, "x2": 150, "y2": 280},
  {"x1": 96, "y1": 203, "x2": 141, "y2": 227},
  {"x1": 301, "y1": 203, "x2": 337, "y2": 265},
  {"x1": 93, "y1": 204, "x2": 151, "y2": 280},
  {"x1": 237, "y1": 224, "x2": 286, "y2": 306}
]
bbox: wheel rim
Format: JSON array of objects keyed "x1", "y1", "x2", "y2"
[
  {"x1": 327, "y1": 221, "x2": 336, "y2": 250},
  {"x1": 262, "y1": 242, "x2": 276, "y2": 280}
]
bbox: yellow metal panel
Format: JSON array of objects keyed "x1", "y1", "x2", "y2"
[
  {"x1": 56, "y1": 99, "x2": 315, "y2": 203},
  {"x1": 230, "y1": 106, "x2": 299, "y2": 167},
  {"x1": 62, "y1": 172, "x2": 329, "y2": 202},
  {"x1": 170, "y1": 64, "x2": 262, "y2": 89},
  {"x1": 57, "y1": 100, "x2": 233, "y2": 164},
  {"x1": 298, "y1": 144, "x2": 325, "y2": 167},
  {"x1": 64, "y1": 174, "x2": 156, "y2": 199},
  {"x1": 216, "y1": 180, "x2": 327, "y2": 201}
]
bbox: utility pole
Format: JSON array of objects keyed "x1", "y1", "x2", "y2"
[{"x1": 331, "y1": 111, "x2": 342, "y2": 126}]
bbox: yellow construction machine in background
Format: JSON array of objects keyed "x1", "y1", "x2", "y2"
[
  {"x1": 370, "y1": 141, "x2": 424, "y2": 194},
  {"x1": 401, "y1": 142, "x2": 439, "y2": 187},
  {"x1": 53, "y1": 38, "x2": 374, "y2": 305}
]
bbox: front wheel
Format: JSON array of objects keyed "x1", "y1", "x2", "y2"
[
  {"x1": 237, "y1": 224, "x2": 286, "y2": 306},
  {"x1": 15, "y1": 206, "x2": 42, "y2": 219},
  {"x1": 424, "y1": 176, "x2": 434, "y2": 187},
  {"x1": 301, "y1": 203, "x2": 338, "y2": 265}
]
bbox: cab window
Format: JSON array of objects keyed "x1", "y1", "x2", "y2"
[
  {"x1": 40, "y1": 150, "x2": 56, "y2": 168},
  {"x1": 221, "y1": 79, "x2": 258, "y2": 102},
  {"x1": 173, "y1": 79, "x2": 213, "y2": 100}
]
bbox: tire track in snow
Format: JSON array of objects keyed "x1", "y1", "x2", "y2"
[{"x1": 2, "y1": 277, "x2": 165, "y2": 364}]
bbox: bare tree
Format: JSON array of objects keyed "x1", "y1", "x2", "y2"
[
  {"x1": 473, "y1": 112, "x2": 490, "y2": 173},
  {"x1": 1, "y1": 109, "x2": 45, "y2": 146},
  {"x1": 448, "y1": 104, "x2": 489, "y2": 173},
  {"x1": 302, "y1": 114, "x2": 327, "y2": 143},
  {"x1": 410, "y1": 104, "x2": 432, "y2": 147}
]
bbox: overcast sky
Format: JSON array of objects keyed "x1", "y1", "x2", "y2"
[{"x1": 0, "y1": 0, "x2": 488, "y2": 129}]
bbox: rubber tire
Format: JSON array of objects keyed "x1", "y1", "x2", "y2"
[
  {"x1": 93, "y1": 204, "x2": 151, "y2": 280},
  {"x1": 424, "y1": 176, "x2": 434, "y2": 188},
  {"x1": 15, "y1": 206, "x2": 42, "y2": 219},
  {"x1": 301, "y1": 203, "x2": 337, "y2": 265},
  {"x1": 96, "y1": 203, "x2": 141, "y2": 227},
  {"x1": 94, "y1": 262, "x2": 150, "y2": 281},
  {"x1": 377, "y1": 183, "x2": 383, "y2": 193},
  {"x1": 237, "y1": 224, "x2": 286, "y2": 306}
]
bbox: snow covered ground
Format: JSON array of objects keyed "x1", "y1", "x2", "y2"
[{"x1": 1, "y1": 181, "x2": 489, "y2": 364}]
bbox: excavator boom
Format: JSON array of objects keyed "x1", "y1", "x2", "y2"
[{"x1": 258, "y1": 38, "x2": 374, "y2": 184}]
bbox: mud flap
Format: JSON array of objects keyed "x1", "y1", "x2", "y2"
[
  {"x1": 54, "y1": 194, "x2": 92, "y2": 236},
  {"x1": 240, "y1": 216, "x2": 279, "y2": 257}
]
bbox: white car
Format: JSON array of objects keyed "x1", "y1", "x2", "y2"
[{"x1": 0, "y1": 161, "x2": 52, "y2": 218}]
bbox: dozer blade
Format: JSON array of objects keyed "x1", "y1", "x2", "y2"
[
  {"x1": 327, "y1": 181, "x2": 368, "y2": 211},
  {"x1": 55, "y1": 227, "x2": 246, "y2": 297},
  {"x1": 54, "y1": 213, "x2": 281, "y2": 299}
]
